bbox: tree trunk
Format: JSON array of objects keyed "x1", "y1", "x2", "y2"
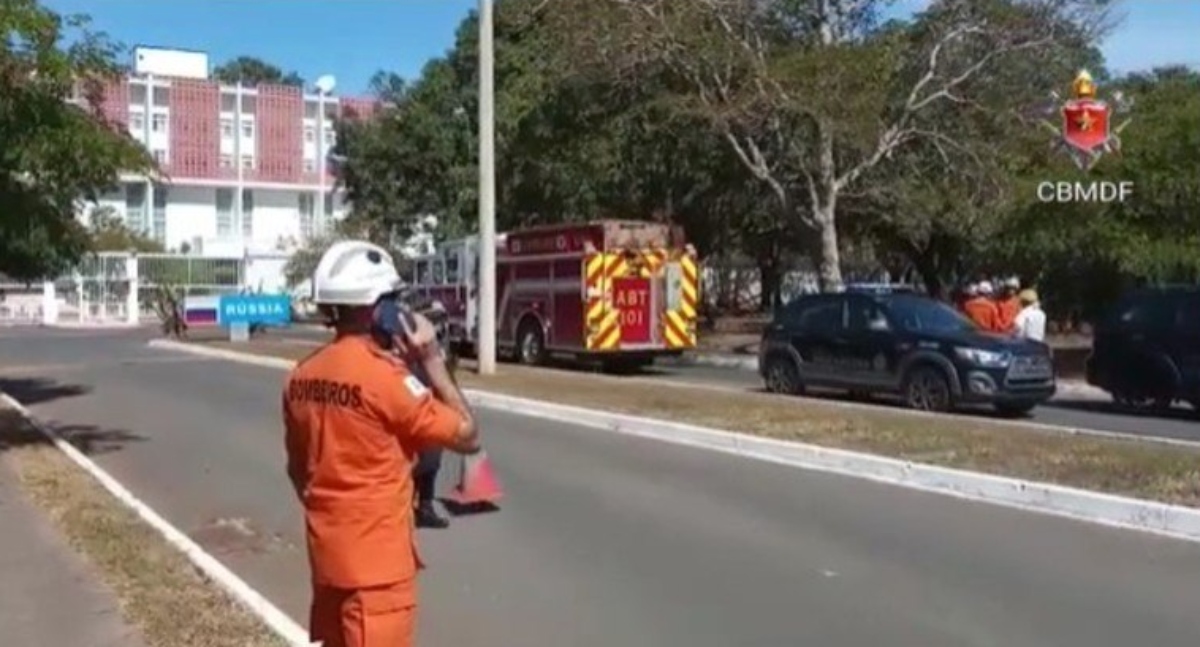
[
  {"x1": 812, "y1": 121, "x2": 845, "y2": 293},
  {"x1": 758, "y1": 260, "x2": 781, "y2": 312},
  {"x1": 917, "y1": 261, "x2": 945, "y2": 300},
  {"x1": 812, "y1": 203, "x2": 844, "y2": 293}
]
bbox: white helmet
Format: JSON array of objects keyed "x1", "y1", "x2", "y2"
[
  {"x1": 963, "y1": 283, "x2": 979, "y2": 296},
  {"x1": 977, "y1": 280, "x2": 994, "y2": 295},
  {"x1": 1004, "y1": 276, "x2": 1020, "y2": 288},
  {"x1": 311, "y1": 240, "x2": 401, "y2": 306}
]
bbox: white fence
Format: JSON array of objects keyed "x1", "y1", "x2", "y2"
[
  {"x1": 701, "y1": 263, "x2": 894, "y2": 313},
  {"x1": 2, "y1": 251, "x2": 291, "y2": 326}
]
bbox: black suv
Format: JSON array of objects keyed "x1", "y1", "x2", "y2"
[
  {"x1": 1085, "y1": 287, "x2": 1200, "y2": 411},
  {"x1": 759, "y1": 291, "x2": 1057, "y2": 415}
]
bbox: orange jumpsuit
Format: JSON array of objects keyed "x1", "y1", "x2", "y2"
[
  {"x1": 963, "y1": 296, "x2": 1000, "y2": 332},
  {"x1": 995, "y1": 296, "x2": 1021, "y2": 332},
  {"x1": 283, "y1": 334, "x2": 463, "y2": 647}
]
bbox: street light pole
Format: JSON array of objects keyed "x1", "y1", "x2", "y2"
[{"x1": 477, "y1": 0, "x2": 497, "y2": 374}]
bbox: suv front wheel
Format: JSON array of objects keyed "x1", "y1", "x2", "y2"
[
  {"x1": 903, "y1": 365, "x2": 953, "y2": 412},
  {"x1": 763, "y1": 354, "x2": 804, "y2": 395}
]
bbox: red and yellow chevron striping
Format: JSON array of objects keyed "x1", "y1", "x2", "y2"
[
  {"x1": 678, "y1": 253, "x2": 698, "y2": 320},
  {"x1": 663, "y1": 309, "x2": 695, "y2": 349}
]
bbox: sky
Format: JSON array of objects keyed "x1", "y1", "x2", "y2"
[{"x1": 43, "y1": 0, "x2": 1200, "y2": 97}]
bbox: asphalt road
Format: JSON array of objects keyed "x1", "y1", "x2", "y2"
[
  {"x1": 3, "y1": 327, "x2": 1200, "y2": 646},
  {"x1": 271, "y1": 326, "x2": 1200, "y2": 444}
]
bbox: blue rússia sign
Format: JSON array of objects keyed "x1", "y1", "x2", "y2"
[{"x1": 217, "y1": 294, "x2": 292, "y2": 326}]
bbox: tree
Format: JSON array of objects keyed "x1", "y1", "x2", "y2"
[
  {"x1": 282, "y1": 218, "x2": 397, "y2": 289},
  {"x1": 541, "y1": 0, "x2": 1116, "y2": 290},
  {"x1": 87, "y1": 205, "x2": 164, "y2": 252},
  {"x1": 0, "y1": 0, "x2": 155, "y2": 281},
  {"x1": 212, "y1": 56, "x2": 304, "y2": 87},
  {"x1": 333, "y1": 0, "x2": 809, "y2": 312},
  {"x1": 989, "y1": 66, "x2": 1200, "y2": 325}
]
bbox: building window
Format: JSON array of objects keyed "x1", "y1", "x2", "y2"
[
  {"x1": 152, "y1": 184, "x2": 168, "y2": 243},
  {"x1": 220, "y1": 119, "x2": 233, "y2": 138},
  {"x1": 241, "y1": 119, "x2": 254, "y2": 139},
  {"x1": 241, "y1": 190, "x2": 255, "y2": 239},
  {"x1": 219, "y1": 154, "x2": 233, "y2": 169},
  {"x1": 151, "y1": 113, "x2": 167, "y2": 132},
  {"x1": 129, "y1": 112, "x2": 145, "y2": 132},
  {"x1": 299, "y1": 194, "x2": 315, "y2": 240},
  {"x1": 125, "y1": 183, "x2": 146, "y2": 233},
  {"x1": 322, "y1": 193, "x2": 335, "y2": 231},
  {"x1": 216, "y1": 188, "x2": 234, "y2": 237},
  {"x1": 303, "y1": 159, "x2": 315, "y2": 173},
  {"x1": 304, "y1": 125, "x2": 315, "y2": 143},
  {"x1": 241, "y1": 155, "x2": 255, "y2": 170},
  {"x1": 324, "y1": 129, "x2": 335, "y2": 145},
  {"x1": 152, "y1": 149, "x2": 167, "y2": 165}
]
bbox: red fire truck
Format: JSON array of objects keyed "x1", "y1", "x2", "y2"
[{"x1": 403, "y1": 220, "x2": 700, "y2": 369}]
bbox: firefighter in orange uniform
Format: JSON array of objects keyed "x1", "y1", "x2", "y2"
[
  {"x1": 963, "y1": 280, "x2": 1000, "y2": 332},
  {"x1": 283, "y1": 240, "x2": 481, "y2": 647},
  {"x1": 994, "y1": 276, "x2": 1022, "y2": 332}
]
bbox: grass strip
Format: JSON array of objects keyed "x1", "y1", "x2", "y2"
[
  {"x1": 197, "y1": 339, "x2": 1200, "y2": 508},
  {"x1": 0, "y1": 407, "x2": 289, "y2": 647}
]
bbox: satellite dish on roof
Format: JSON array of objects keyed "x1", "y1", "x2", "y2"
[{"x1": 314, "y1": 75, "x2": 337, "y2": 94}]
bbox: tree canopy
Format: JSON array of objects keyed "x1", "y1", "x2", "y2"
[
  {"x1": 321, "y1": 0, "x2": 1198, "y2": 322},
  {"x1": 1, "y1": 0, "x2": 155, "y2": 281},
  {"x1": 87, "y1": 205, "x2": 164, "y2": 253},
  {"x1": 212, "y1": 55, "x2": 304, "y2": 87}
]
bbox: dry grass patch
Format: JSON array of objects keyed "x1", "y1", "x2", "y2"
[
  {"x1": 198, "y1": 339, "x2": 1200, "y2": 508},
  {"x1": 0, "y1": 408, "x2": 288, "y2": 647}
]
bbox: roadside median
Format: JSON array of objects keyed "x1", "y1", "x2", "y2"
[
  {"x1": 174, "y1": 339, "x2": 1200, "y2": 514},
  {"x1": 0, "y1": 398, "x2": 296, "y2": 647}
]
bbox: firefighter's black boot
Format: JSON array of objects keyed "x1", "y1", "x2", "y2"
[{"x1": 416, "y1": 500, "x2": 449, "y2": 529}]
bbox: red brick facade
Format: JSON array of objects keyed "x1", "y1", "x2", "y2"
[
  {"x1": 92, "y1": 76, "x2": 376, "y2": 184},
  {"x1": 252, "y1": 84, "x2": 304, "y2": 183},
  {"x1": 167, "y1": 79, "x2": 221, "y2": 179}
]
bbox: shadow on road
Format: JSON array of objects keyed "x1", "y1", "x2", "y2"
[
  {"x1": 1042, "y1": 398, "x2": 1200, "y2": 423},
  {"x1": 0, "y1": 377, "x2": 91, "y2": 406},
  {"x1": 0, "y1": 377, "x2": 146, "y2": 456},
  {"x1": 0, "y1": 413, "x2": 148, "y2": 456}
]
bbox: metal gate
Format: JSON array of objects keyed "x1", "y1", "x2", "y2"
[
  {"x1": 54, "y1": 252, "x2": 246, "y2": 324},
  {"x1": 8, "y1": 251, "x2": 293, "y2": 326}
]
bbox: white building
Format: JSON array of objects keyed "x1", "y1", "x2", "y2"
[{"x1": 78, "y1": 46, "x2": 380, "y2": 257}]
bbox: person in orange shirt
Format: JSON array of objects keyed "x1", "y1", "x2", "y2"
[
  {"x1": 963, "y1": 280, "x2": 1000, "y2": 332},
  {"x1": 283, "y1": 240, "x2": 481, "y2": 647},
  {"x1": 994, "y1": 276, "x2": 1022, "y2": 332}
]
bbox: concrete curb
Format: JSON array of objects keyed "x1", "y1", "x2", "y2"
[
  {"x1": 0, "y1": 391, "x2": 313, "y2": 646},
  {"x1": 148, "y1": 339, "x2": 1200, "y2": 545},
  {"x1": 675, "y1": 352, "x2": 1108, "y2": 399}
]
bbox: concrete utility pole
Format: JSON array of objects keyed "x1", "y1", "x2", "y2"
[{"x1": 477, "y1": 0, "x2": 497, "y2": 374}]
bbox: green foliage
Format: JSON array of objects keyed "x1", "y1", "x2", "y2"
[
  {"x1": 212, "y1": 55, "x2": 304, "y2": 87},
  {"x1": 282, "y1": 218, "x2": 403, "y2": 289},
  {"x1": 0, "y1": 0, "x2": 155, "y2": 281},
  {"x1": 332, "y1": 0, "x2": 1197, "y2": 320},
  {"x1": 989, "y1": 66, "x2": 1200, "y2": 323},
  {"x1": 87, "y1": 205, "x2": 164, "y2": 252}
]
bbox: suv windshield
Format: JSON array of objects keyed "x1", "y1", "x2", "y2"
[{"x1": 884, "y1": 295, "x2": 978, "y2": 333}]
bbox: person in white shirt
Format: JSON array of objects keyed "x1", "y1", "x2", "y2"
[{"x1": 1012, "y1": 289, "x2": 1046, "y2": 342}]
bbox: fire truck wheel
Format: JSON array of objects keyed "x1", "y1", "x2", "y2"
[{"x1": 517, "y1": 319, "x2": 546, "y2": 365}]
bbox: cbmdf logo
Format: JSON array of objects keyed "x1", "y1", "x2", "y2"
[{"x1": 1039, "y1": 70, "x2": 1133, "y2": 171}]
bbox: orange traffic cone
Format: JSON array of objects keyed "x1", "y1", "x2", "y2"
[{"x1": 446, "y1": 450, "x2": 503, "y2": 506}]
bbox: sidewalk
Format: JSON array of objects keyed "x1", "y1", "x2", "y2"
[{"x1": 0, "y1": 458, "x2": 146, "y2": 647}]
